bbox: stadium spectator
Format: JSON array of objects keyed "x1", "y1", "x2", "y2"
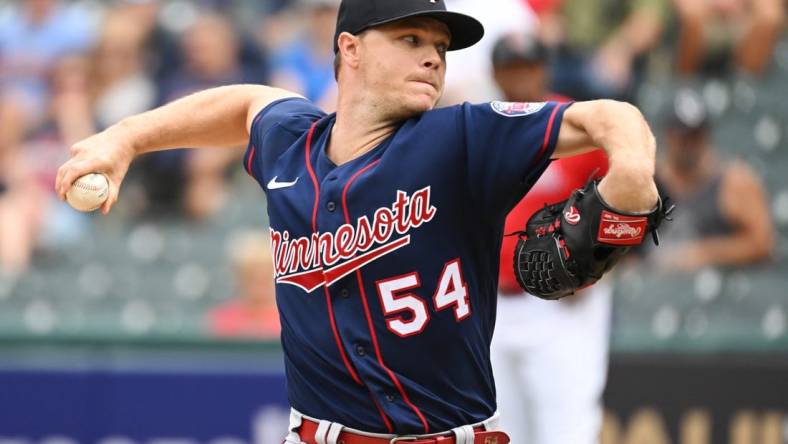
[
  {"x1": 108, "y1": 0, "x2": 182, "y2": 84},
  {"x1": 673, "y1": 0, "x2": 786, "y2": 77},
  {"x1": 269, "y1": 0, "x2": 340, "y2": 111},
  {"x1": 0, "y1": 0, "x2": 96, "y2": 209},
  {"x1": 0, "y1": 0, "x2": 96, "y2": 117},
  {"x1": 489, "y1": 32, "x2": 612, "y2": 444},
  {"x1": 132, "y1": 12, "x2": 258, "y2": 220},
  {"x1": 441, "y1": 0, "x2": 538, "y2": 104},
  {"x1": 651, "y1": 90, "x2": 775, "y2": 271},
  {"x1": 0, "y1": 152, "x2": 42, "y2": 275},
  {"x1": 157, "y1": 12, "x2": 262, "y2": 106},
  {"x1": 530, "y1": 0, "x2": 669, "y2": 102},
  {"x1": 91, "y1": 6, "x2": 157, "y2": 130},
  {"x1": 209, "y1": 232, "x2": 280, "y2": 339},
  {"x1": 0, "y1": 54, "x2": 95, "y2": 274}
]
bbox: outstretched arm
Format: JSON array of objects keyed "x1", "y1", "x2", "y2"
[
  {"x1": 552, "y1": 100, "x2": 659, "y2": 214},
  {"x1": 55, "y1": 85, "x2": 300, "y2": 214}
]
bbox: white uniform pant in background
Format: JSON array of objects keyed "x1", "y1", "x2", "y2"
[{"x1": 491, "y1": 282, "x2": 613, "y2": 444}]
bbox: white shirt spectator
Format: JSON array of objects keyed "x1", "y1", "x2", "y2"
[{"x1": 443, "y1": 0, "x2": 538, "y2": 104}]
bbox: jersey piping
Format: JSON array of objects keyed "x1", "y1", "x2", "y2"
[
  {"x1": 341, "y1": 159, "x2": 431, "y2": 434},
  {"x1": 245, "y1": 145, "x2": 256, "y2": 177},
  {"x1": 305, "y1": 120, "x2": 364, "y2": 387},
  {"x1": 535, "y1": 103, "x2": 568, "y2": 165}
]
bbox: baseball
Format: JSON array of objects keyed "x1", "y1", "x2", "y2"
[{"x1": 66, "y1": 173, "x2": 109, "y2": 212}]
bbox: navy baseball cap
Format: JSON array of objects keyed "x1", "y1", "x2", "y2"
[
  {"x1": 491, "y1": 33, "x2": 548, "y2": 68},
  {"x1": 666, "y1": 88, "x2": 710, "y2": 134},
  {"x1": 333, "y1": 0, "x2": 485, "y2": 53}
]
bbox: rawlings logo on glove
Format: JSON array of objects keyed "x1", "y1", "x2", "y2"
[
  {"x1": 513, "y1": 179, "x2": 674, "y2": 300},
  {"x1": 598, "y1": 211, "x2": 648, "y2": 244}
]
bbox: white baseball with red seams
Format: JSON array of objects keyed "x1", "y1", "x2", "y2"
[{"x1": 66, "y1": 173, "x2": 109, "y2": 212}]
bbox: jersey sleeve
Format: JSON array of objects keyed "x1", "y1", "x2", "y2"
[
  {"x1": 460, "y1": 101, "x2": 572, "y2": 217},
  {"x1": 243, "y1": 97, "x2": 325, "y2": 188}
]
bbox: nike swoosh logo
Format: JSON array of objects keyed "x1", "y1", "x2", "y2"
[{"x1": 267, "y1": 176, "x2": 299, "y2": 190}]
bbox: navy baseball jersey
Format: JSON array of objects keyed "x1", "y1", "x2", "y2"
[{"x1": 243, "y1": 98, "x2": 570, "y2": 435}]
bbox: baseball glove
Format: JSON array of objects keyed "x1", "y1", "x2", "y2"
[{"x1": 513, "y1": 179, "x2": 673, "y2": 300}]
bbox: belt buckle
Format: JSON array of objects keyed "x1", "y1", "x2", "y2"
[{"x1": 389, "y1": 437, "x2": 422, "y2": 443}]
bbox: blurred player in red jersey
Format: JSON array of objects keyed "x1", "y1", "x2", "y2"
[{"x1": 490, "y1": 32, "x2": 612, "y2": 444}]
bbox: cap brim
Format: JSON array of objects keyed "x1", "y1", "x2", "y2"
[{"x1": 366, "y1": 10, "x2": 484, "y2": 51}]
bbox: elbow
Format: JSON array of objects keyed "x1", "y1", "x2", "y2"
[
  {"x1": 596, "y1": 98, "x2": 637, "y2": 111},
  {"x1": 741, "y1": 222, "x2": 777, "y2": 263},
  {"x1": 594, "y1": 100, "x2": 655, "y2": 153},
  {"x1": 596, "y1": 99, "x2": 646, "y2": 125},
  {"x1": 589, "y1": 100, "x2": 640, "y2": 132},
  {"x1": 615, "y1": 101, "x2": 647, "y2": 125},
  {"x1": 752, "y1": 230, "x2": 776, "y2": 261}
]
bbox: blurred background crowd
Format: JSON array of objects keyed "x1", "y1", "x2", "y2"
[
  {"x1": 0, "y1": 0, "x2": 787, "y2": 441},
  {"x1": 1, "y1": 0, "x2": 785, "y2": 343}
]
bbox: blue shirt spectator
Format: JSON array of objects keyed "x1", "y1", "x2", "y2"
[
  {"x1": 0, "y1": 0, "x2": 96, "y2": 111},
  {"x1": 271, "y1": 38, "x2": 335, "y2": 104},
  {"x1": 269, "y1": 0, "x2": 338, "y2": 110}
]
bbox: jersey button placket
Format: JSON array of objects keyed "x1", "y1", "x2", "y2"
[
  {"x1": 355, "y1": 345, "x2": 366, "y2": 356},
  {"x1": 326, "y1": 201, "x2": 336, "y2": 212}
]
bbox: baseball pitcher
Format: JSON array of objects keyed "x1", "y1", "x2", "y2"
[{"x1": 56, "y1": 1, "x2": 669, "y2": 443}]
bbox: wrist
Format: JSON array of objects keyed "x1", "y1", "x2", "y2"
[
  {"x1": 607, "y1": 161, "x2": 655, "y2": 183},
  {"x1": 107, "y1": 118, "x2": 143, "y2": 160},
  {"x1": 597, "y1": 169, "x2": 658, "y2": 213},
  {"x1": 607, "y1": 146, "x2": 655, "y2": 177}
]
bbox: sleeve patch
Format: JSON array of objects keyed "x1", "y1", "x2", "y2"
[{"x1": 490, "y1": 101, "x2": 547, "y2": 117}]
